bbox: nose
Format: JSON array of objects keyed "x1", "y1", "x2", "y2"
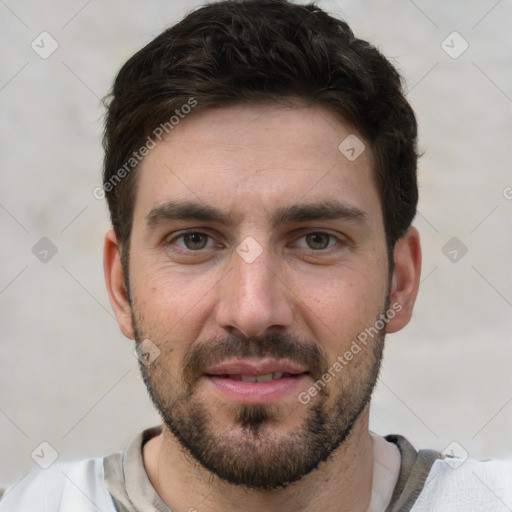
[{"x1": 215, "y1": 242, "x2": 294, "y2": 338}]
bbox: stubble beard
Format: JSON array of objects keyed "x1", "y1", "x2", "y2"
[{"x1": 133, "y1": 311, "x2": 386, "y2": 490}]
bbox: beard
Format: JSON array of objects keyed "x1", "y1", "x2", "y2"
[{"x1": 133, "y1": 302, "x2": 387, "y2": 490}]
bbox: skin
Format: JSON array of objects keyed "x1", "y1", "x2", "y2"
[{"x1": 104, "y1": 103, "x2": 421, "y2": 512}]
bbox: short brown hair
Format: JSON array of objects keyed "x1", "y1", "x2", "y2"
[{"x1": 102, "y1": 0, "x2": 418, "y2": 270}]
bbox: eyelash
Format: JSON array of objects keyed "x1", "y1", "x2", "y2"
[{"x1": 164, "y1": 230, "x2": 342, "y2": 254}]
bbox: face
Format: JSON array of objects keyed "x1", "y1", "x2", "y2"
[{"x1": 118, "y1": 104, "x2": 395, "y2": 489}]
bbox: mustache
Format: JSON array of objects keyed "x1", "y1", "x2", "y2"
[{"x1": 182, "y1": 330, "x2": 328, "y2": 386}]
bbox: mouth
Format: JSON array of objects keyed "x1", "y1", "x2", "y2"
[
  {"x1": 211, "y1": 371, "x2": 303, "y2": 382},
  {"x1": 203, "y1": 358, "x2": 310, "y2": 404}
]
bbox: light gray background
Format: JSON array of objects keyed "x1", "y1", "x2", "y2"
[{"x1": 1, "y1": 0, "x2": 511, "y2": 491}]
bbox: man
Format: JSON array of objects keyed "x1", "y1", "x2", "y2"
[{"x1": 1, "y1": 0, "x2": 510, "y2": 510}]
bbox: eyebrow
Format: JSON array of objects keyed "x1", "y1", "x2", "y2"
[{"x1": 145, "y1": 199, "x2": 368, "y2": 230}]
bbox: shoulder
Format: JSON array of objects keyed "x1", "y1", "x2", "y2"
[
  {"x1": 411, "y1": 456, "x2": 512, "y2": 512},
  {"x1": 0, "y1": 457, "x2": 116, "y2": 512},
  {"x1": 383, "y1": 434, "x2": 512, "y2": 512}
]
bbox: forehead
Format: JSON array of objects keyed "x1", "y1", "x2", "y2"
[{"x1": 133, "y1": 103, "x2": 381, "y2": 228}]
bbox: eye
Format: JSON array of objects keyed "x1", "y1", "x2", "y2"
[
  {"x1": 295, "y1": 232, "x2": 338, "y2": 250},
  {"x1": 170, "y1": 232, "x2": 216, "y2": 251}
]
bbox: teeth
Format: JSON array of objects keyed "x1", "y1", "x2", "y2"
[
  {"x1": 228, "y1": 372, "x2": 287, "y2": 382},
  {"x1": 255, "y1": 373, "x2": 273, "y2": 382}
]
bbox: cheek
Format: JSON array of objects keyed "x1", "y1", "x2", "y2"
[
  {"x1": 294, "y1": 267, "x2": 387, "y2": 351},
  {"x1": 300, "y1": 263, "x2": 383, "y2": 310},
  {"x1": 130, "y1": 261, "x2": 224, "y2": 346}
]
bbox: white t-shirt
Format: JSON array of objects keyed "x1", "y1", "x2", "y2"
[{"x1": 1, "y1": 427, "x2": 511, "y2": 511}]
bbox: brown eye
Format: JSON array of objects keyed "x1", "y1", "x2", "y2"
[
  {"x1": 305, "y1": 232, "x2": 332, "y2": 250},
  {"x1": 182, "y1": 232, "x2": 209, "y2": 250}
]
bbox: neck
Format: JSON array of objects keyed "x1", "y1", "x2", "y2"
[{"x1": 143, "y1": 405, "x2": 374, "y2": 512}]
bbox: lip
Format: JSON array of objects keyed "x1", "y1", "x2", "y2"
[
  {"x1": 204, "y1": 374, "x2": 310, "y2": 405},
  {"x1": 204, "y1": 358, "x2": 308, "y2": 376},
  {"x1": 203, "y1": 358, "x2": 309, "y2": 405}
]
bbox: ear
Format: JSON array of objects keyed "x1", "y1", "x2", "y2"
[
  {"x1": 386, "y1": 226, "x2": 421, "y2": 334},
  {"x1": 103, "y1": 229, "x2": 135, "y2": 339}
]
